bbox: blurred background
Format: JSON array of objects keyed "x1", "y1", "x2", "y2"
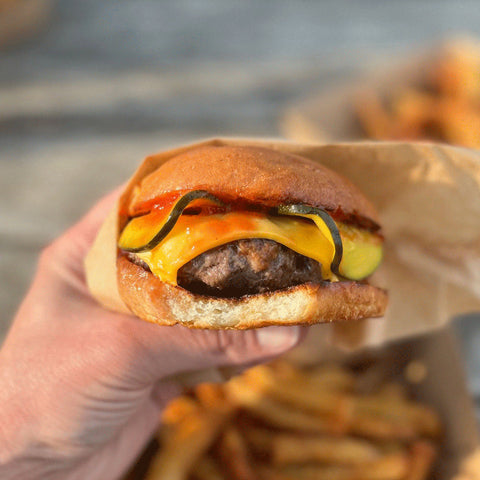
[{"x1": 2, "y1": 0, "x2": 480, "y2": 419}]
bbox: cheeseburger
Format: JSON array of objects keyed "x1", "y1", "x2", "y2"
[{"x1": 117, "y1": 146, "x2": 387, "y2": 329}]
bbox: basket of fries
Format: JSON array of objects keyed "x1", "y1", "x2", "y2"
[
  {"x1": 125, "y1": 327, "x2": 478, "y2": 480},
  {"x1": 281, "y1": 37, "x2": 480, "y2": 147}
]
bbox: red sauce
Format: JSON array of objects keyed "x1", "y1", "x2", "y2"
[
  {"x1": 130, "y1": 189, "x2": 273, "y2": 217},
  {"x1": 132, "y1": 190, "x2": 185, "y2": 216},
  {"x1": 124, "y1": 189, "x2": 382, "y2": 234},
  {"x1": 206, "y1": 212, "x2": 259, "y2": 238}
]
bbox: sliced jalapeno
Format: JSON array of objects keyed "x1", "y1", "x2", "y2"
[
  {"x1": 276, "y1": 204, "x2": 343, "y2": 276},
  {"x1": 120, "y1": 190, "x2": 224, "y2": 253}
]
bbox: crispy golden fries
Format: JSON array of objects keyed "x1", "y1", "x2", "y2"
[
  {"x1": 241, "y1": 364, "x2": 353, "y2": 421},
  {"x1": 191, "y1": 455, "x2": 225, "y2": 480},
  {"x1": 143, "y1": 361, "x2": 441, "y2": 480},
  {"x1": 217, "y1": 426, "x2": 258, "y2": 480},
  {"x1": 268, "y1": 452, "x2": 410, "y2": 480},
  {"x1": 271, "y1": 435, "x2": 380, "y2": 466},
  {"x1": 225, "y1": 375, "x2": 347, "y2": 434},
  {"x1": 405, "y1": 441, "x2": 438, "y2": 480},
  {"x1": 144, "y1": 385, "x2": 233, "y2": 480},
  {"x1": 355, "y1": 40, "x2": 480, "y2": 148},
  {"x1": 161, "y1": 395, "x2": 198, "y2": 427}
]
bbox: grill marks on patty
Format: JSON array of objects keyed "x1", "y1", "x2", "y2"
[
  {"x1": 126, "y1": 239, "x2": 325, "y2": 298},
  {"x1": 178, "y1": 238, "x2": 324, "y2": 297}
]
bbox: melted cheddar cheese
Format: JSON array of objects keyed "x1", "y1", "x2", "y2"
[{"x1": 119, "y1": 210, "x2": 383, "y2": 285}]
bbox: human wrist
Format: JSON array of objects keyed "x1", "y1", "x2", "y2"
[
  {"x1": 0, "y1": 356, "x2": 36, "y2": 473},
  {"x1": 0, "y1": 355, "x2": 72, "y2": 480}
]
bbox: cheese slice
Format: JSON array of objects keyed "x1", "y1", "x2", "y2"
[{"x1": 119, "y1": 211, "x2": 383, "y2": 285}]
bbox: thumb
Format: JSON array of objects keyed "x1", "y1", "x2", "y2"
[
  {"x1": 211, "y1": 325, "x2": 303, "y2": 365},
  {"x1": 206, "y1": 325, "x2": 306, "y2": 382},
  {"x1": 125, "y1": 321, "x2": 303, "y2": 386}
]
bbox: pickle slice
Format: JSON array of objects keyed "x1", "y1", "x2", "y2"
[
  {"x1": 338, "y1": 224, "x2": 383, "y2": 280},
  {"x1": 277, "y1": 204, "x2": 383, "y2": 280},
  {"x1": 277, "y1": 204, "x2": 343, "y2": 276},
  {"x1": 119, "y1": 190, "x2": 224, "y2": 253}
]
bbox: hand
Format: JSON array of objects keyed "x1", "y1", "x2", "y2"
[{"x1": 0, "y1": 189, "x2": 302, "y2": 480}]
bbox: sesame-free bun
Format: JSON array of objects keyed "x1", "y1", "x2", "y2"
[
  {"x1": 118, "y1": 145, "x2": 387, "y2": 329},
  {"x1": 117, "y1": 257, "x2": 388, "y2": 329},
  {"x1": 127, "y1": 145, "x2": 380, "y2": 227}
]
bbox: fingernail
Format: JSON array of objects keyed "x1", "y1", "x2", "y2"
[{"x1": 257, "y1": 326, "x2": 301, "y2": 351}]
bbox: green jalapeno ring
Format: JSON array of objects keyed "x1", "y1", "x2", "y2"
[
  {"x1": 276, "y1": 204, "x2": 343, "y2": 277},
  {"x1": 121, "y1": 190, "x2": 224, "y2": 253}
]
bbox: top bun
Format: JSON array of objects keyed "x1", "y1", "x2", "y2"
[{"x1": 128, "y1": 145, "x2": 380, "y2": 226}]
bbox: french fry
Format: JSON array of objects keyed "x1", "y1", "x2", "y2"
[
  {"x1": 217, "y1": 426, "x2": 258, "y2": 480},
  {"x1": 387, "y1": 89, "x2": 431, "y2": 139},
  {"x1": 159, "y1": 395, "x2": 201, "y2": 443},
  {"x1": 242, "y1": 427, "x2": 274, "y2": 456},
  {"x1": 355, "y1": 90, "x2": 394, "y2": 139},
  {"x1": 302, "y1": 364, "x2": 356, "y2": 392},
  {"x1": 146, "y1": 391, "x2": 233, "y2": 480},
  {"x1": 275, "y1": 464, "x2": 353, "y2": 480},
  {"x1": 430, "y1": 42, "x2": 480, "y2": 100},
  {"x1": 353, "y1": 396, "x2": 442, "y2": 438},
  {"x1": 244, "y1": 364, "x2": 353, "y2": 421},
  {"x1": 404, "y1": 441, "x2": 437, "y2": 480},
  {"x1": 276, "y1": 452, "x2": 409, "y2": 480},
  {"x1": 195, "y1": 382, "x2": 227, "y2": 409},
  {"x1": 270, "y1": 361, "x2": 355, "y2": 393},
  {"x1": 256, "y1": 466, "x2": 289, "y2": 480},
  {"x1": 225, "y1": 376, "x2": 346, "y2": 434},
  {"x1": 272, "y1": 434, "x2": 380, "y2": 466},
  {"x1": 358, "y1": 452, "x2": 410, "y2": 480},
  {"x1": 145, "y1": 411, "x2": 227, "y2": 480},
  {"x1": 191, "y1": 455, "x2": 226, "y2": 480},
  {"x1": 350, "y1": 412, "x2": 417, "y2": 441},
  {"x1": 161, "y1": 395, "x2": 199, "y2": 426},
  {"x1": 437, "y1": 99, "x2": 480, "y2": 148}
]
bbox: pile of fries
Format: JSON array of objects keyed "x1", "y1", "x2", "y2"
[
  {"x1": 355, "y1": 41, "x2": 480, "y2": 147},
  {"x1": 144, "y1": 361, "x2": 442, "y2": 480}
]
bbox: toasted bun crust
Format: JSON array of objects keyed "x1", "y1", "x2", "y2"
[
  {"x1": 128, "y1": 145, "x2": 380, "y2": 226},
  {"x1": 117, "y1": 257, "x2": 388, "y2": 329}
]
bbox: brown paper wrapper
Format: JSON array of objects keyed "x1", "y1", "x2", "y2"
[{"x1": 85, "y1": 138, "x2": 480, "y2": 347}]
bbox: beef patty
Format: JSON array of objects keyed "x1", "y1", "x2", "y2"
[
  {"x1": 126, "y1": 239, "x2": 325, "y2": 297},
  {"x1": 177, "y1": 238, "x2": 324, "y2": 297}
]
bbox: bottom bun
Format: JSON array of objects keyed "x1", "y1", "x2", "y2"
[{"x1": 117, "y1": 257, "x2": 388, "y2": 329}]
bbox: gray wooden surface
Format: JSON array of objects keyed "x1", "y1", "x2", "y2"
[{"x1": 2, "y1": 1, "x2": 480, "y2": 407}]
